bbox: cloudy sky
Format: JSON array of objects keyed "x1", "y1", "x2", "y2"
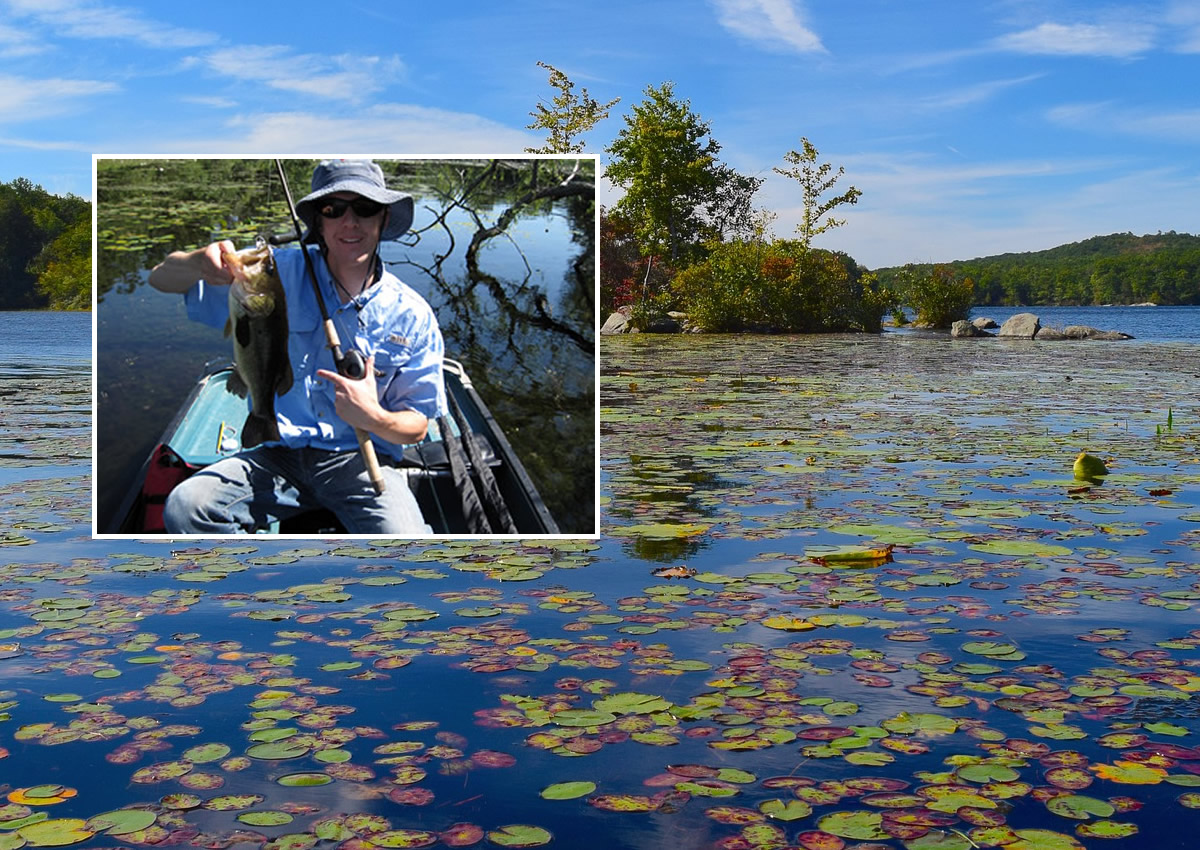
[{"x1": 2, "y1": 0, "x2": 1196, "y2": 267}]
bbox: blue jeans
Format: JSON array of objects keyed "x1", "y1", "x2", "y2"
[{"x1": 162, "y1": 445, "x2": 430, "y2": 535}]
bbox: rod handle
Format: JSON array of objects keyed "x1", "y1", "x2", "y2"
[{"x1": 355, "y1": 428, "x2": 386, "y2": 495}]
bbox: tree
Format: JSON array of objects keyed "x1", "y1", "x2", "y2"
[
  {"x1": 34, "y1": 214, "x2": 91, "y2": 310},
  {"x1": 774, "y1": 138, "x2": 861, "y2": 248},
  {"x1": 605, "y1": 82, "x2": 760, "y2": 263},
  {"x1": 900, "y1": 264, "x2": 974, "y2": 327},
  {"x1": 526, "y1": 62, "x2": 619, "y2": 154}
]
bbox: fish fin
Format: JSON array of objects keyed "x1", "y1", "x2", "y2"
[
  {"x1": 226, "y1": 368, "x2": 248, "y2": 399},
  {"x1": 241, "y1": 412, "x2": 280, "y2": 449},
  {"x1": 276, "y1": 361, "x2": 294, "y2": 397},
  {"x1": 234, "y1": 315, "x2": 252, "y2": 348},
  {"x1": 223, "y1": 318, "x2": 232, "y2": 339}
]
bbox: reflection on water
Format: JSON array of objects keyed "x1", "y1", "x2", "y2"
[
  {"x1": 6, "y1": 316, "x2": 1200, "y2": 849},
  {"x1": 93, "y1": 159, "x2": 595, "y2": 533}
]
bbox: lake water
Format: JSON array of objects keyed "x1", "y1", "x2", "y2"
[
  {"x1": 3, "y1": 311, "x2": 1200, "y2": 849},
  {"x1": 962, "y1": 305, "x2": 1199, "y2": 342}
]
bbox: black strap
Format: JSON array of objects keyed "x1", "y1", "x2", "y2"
[
  {"x1": 449, "y1": 391, "x2": 517, "y2": 533},
  {"x1": 436, "y1": 414, "x2": 492, "y2": 533}
]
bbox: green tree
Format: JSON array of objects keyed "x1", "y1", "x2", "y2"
[
  {"x1": 773, "y1": 138, "x2": 861, "y2": 247},
  {"x1": 605, "y1": 82, "x2": 760, "y2": 263},
  {"x1": 34, "y1": 214, "x2": 91, "y2": 310},
  {"x1": 901, "y1": 264, "x2": 974, "y2": 327},
  {"x1": 526, "y1": 62, "x2": 619, "y2": 154}
]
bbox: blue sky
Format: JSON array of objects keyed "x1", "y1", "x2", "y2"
[{"x1": 2, "y1": 0, "x2": 1196, "y2": 267}]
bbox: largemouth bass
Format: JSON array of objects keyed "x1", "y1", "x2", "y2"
[{"x1": 221, "y1": 243, "x2": 293, "y2": 448}]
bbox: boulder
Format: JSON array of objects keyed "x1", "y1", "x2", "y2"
[
  {"x1": 952, "y1": 320, "x2": 993, "y2": 338},
  {"x1": 1034, "y1": 327, "x2": 1067, "y2": 340},
  {"x1": 998, "y1": 312, "x2": 1040, "y2": 338},
  {"x1": 972, "y1": 317, "x2": 998, "y2": 329},
  {"x1": 645, "y1": 314, "x2": 683, "y2": 333},
  {"x1": 600, "y1": 309, "x2": 633, "y2": 335}
]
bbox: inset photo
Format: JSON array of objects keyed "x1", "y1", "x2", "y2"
[{"x1": 94, "y1": 156, "x2": 597, "y2": 538}]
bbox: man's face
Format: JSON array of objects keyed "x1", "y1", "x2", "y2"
[{"x1": 318, "y1": 191, "x2": 386, "y2": 269}]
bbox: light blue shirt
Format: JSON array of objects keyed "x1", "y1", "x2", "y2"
[{"x1": 184, "y1": 245, "x2": 446, "y2": 459}]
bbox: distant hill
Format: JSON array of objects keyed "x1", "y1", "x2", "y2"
[{"x1": 873, "y1": 232, "x2": 1200, "y2": 306}]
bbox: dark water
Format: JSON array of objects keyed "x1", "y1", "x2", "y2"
[
  {"x1": 4, "y1": 314, "x2": 1200, "y2": 849},
  {"x1": 93, "y1": 160, "x2": 596, "y2": 534}
]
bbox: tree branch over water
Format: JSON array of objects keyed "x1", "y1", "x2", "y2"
[{"x1": 400, "y1": 159, "x2": 595, "y2": 356}]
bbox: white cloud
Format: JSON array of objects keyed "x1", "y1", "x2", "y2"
[
  {"x1": 1166, "y1": 0, "x2": 1200, "y2": 52},
  {"x1": 132, "y1": 104, "x2": 538, "y2": 155},
  {"x1": 1047, "y1": 100, "x2": 1200, "y2": 142},
  {"x1": 0, "y1": 21, "x2": 46, "y2": 57},
  {"x1": 915, "y1": 74, "x2": 1044, "y2": 111},
  {"x1": 0, "y1": 75, "x2": 118, "y2": 122},
  {"x1": 711, "y1": 0, "x2": 826, "y2": 54},
  {"x1": 993, "y1": 21, "x2": 1155, "y2": 58},
  {"x1": 202, "y1": 47, "x2": 406, "y2": 102},
  {"x1": 2, "y1": 0, "x2": 215, "y2": 48}
]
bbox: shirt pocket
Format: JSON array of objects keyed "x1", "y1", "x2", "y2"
[{"x1": 371, "y1": 335, "x2": 415, "y2": 391}]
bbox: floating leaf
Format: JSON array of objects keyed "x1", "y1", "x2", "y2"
[
  {"x1": 540, "y1": 782, "x2": 596, "y2": 800},
  {"x1": 84, "y1": 810, "x2": 157, "y2": 836},
  {"x1": 237, "y1": 811, "x2": 294, "y2": 827},
  {"x1": 16, "y1": 819, "x2": 93, "y2": 848},
  {"x1": 485, "y1": 824, "x2": 552, "y2": 847},
  {"x1": 759, "y1": 799, "x2": 812, "y2": 821},
  {"x1": 1046, "y1": 795, "x2": 1115, "y2": 820}
]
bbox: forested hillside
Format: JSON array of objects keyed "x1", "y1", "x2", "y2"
[
  {"x1": 874, "y1": 232, "x2": 1200, "y2": 306},
  {"x1": 0, "y1": 177, "x2": 91, "y2": 310}
]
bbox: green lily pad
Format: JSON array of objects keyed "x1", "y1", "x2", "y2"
[
  {"x1": 758, "y1": 799, "x2": 812, "y2": 821},
  {"x1": 485, "y1": 824, "x2": 552, "y2": 847},
  {"x1": 276, "y1": 773, "x2": 333, "y2": 787},
  {"x1": 236, "y1": 811, "x2": 294, "y2": 827},
  {"x1": 540, "y1": 782, "x2": 596, "y2": 800},
  {"x1": 84, "y1": 810, "x2": 157, "y2": 836}
]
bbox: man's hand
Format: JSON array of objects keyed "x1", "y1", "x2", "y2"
[
  {"x1": 317, "y1": 356, "x2": 382, "y2": 433},
  {"x1": 149, "y1": 240, "x2": 236, "y2": 293},
  {"x1": 315, "y1": 358, "x2": 428, "y2": 444}
]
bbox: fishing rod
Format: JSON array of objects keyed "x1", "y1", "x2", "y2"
[{"x1": 272, "y1": 159, "x2": 386, "y2": 496}]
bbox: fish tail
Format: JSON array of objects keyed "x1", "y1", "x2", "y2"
[{"x1": 241, "y1": 411, "x2": 281, "y2": 448}]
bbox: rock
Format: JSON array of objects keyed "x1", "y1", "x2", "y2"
[
  {"x1": 600, "y1": 309, "x2": 633, "y2": 335},
  {"x1": 972, "y1": 317, "x2": 998, "y2": 329},
  {"x1": 1059, "y1": 325, "x2": 1134, "y2": 340},
  {"x1": 998, "y1": 312, "x2": 1040, "y2": 338},
  {"x1": 952, "y1": 320, "x2": 992, "y2": 338},
  {"x1": 1035, "y1": 327, "x2": 1067, "y2": 340},
  {"x1": 645, "y1": 315, "x2": 683, "y2": 333}
]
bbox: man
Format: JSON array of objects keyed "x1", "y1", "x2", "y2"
[{"x1": 148, "y1": 159, "x2": 446, "y2": 534}]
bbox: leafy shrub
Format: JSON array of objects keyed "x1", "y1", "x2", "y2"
[
  {"x1": 672, "y1": 239, "x2": 891, "y2": 333},
  {"x1": 899, "y1": 264, "x2": 975, "y2": 327}
]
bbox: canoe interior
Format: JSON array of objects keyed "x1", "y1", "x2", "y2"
[{"x1": 112, "y1": 360, "x2": 558, "y2": 536}]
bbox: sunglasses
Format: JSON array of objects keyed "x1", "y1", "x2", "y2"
[{"x1": 318, "y1": 197, "x2": 386, "y2": 219}]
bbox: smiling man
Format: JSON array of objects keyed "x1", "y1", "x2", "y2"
[{"x1": 147, "y1": 159, "x2": 446, "y2": 535}]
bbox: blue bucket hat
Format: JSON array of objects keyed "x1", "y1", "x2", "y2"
[{"x1": 296, "y1": 159, "x2": 414, "y2": 243}]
